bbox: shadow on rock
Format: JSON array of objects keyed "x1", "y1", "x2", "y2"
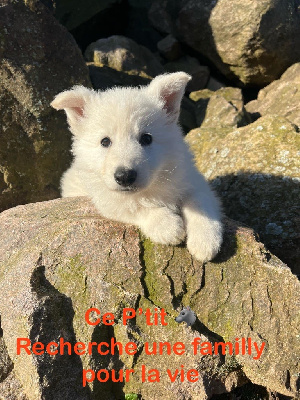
[
  {"x1": 0, "y1": 320, "x2": 14, "y2": 383},
  {"x1": 30, "y1": 262, "x2": 91, "y2": 400},
  {"x1": 90, "y1": 324, "x2": 125, "y2": 400},
  {"x1": 213, "y1": 217, "x2": 238, "y2": 264},
  {"x1": 211, "y1": 173, "x2": 300, "y2": 276}
]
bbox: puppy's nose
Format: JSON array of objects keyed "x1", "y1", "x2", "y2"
[{"x1": 114, "y1": 167, "x2": 137, "y2": 187}]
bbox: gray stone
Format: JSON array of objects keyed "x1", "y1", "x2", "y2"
[
  {"x1": 189, "y1": 87, "x2": 251, "y2": 128},
  {"x1": 0, "y1": 198, "x2": 248, "y2": 400},
  {"x1": 85, "y1": 35, "x2": 164, "y2": 79},
  {"x1": 164, "y1": 56, "x2": 210, "y2": 92},
  {"x1": 0, "y1": 0, "x2": 91, "y2": 213},
  {"x1": 0, "y1": 336, "x2": 13, "y2": 383},
  {"x1": 0, "y1": 197, "x2": 299, "y2": 398},
  {"x1": 149, "y1": 0, "x2": 300, "y2": 86},
  {"x1": 0, "y1": 370, "x2": 29, "y2": 400},
  {"x1": 186, "y1": 115, "x2": 300, "y2": 273},
  {"x1": 246, "y1": 63, "x2": 300, "y2": 128}
]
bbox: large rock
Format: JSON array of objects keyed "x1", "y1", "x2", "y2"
[
  {"x1": 186, "y1": 115, "x2": 300, "y2": 274},
  {"x1": 246, "y1": 63, "x2": 300, "y2": 127},
  {"x1": 0, "y1": 197, "x2": 299, "y2": 399},
  {"x1": 164, "y1": 56, "x2": 210, "y2": 92},
  {"x1": 0, "y1": 0, "x2": 91, "y2": 213},
  {"x1": 189, "y1": 87, "x2": 251, "y2": 128},
  {"x1": 85, "y1": 35, "x2": 164, "y2": 79},
  {"x1": 0, "y1": 336, "x2": 13, "y2": 383},
  {"x1": 149, "y1": 0, "x2": 300, "y2": 86}
]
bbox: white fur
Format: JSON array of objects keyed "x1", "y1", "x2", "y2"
[{"x1": 51, "y1": 73, "x2": 223, "y2": 262}]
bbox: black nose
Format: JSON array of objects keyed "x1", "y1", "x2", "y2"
[{"x1": 114, "y1": 167, "x2": 137, "y2": 187}]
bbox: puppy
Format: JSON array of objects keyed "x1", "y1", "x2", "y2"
[{"x1": 51, "y1": 72, "x2": 222, "y2": 262}]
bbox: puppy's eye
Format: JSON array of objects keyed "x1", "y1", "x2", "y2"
[
  {"x1": 139, "y1": 133, "x2": 152, "y2": 146},
  {"x1": 181, "y1": 312, "x2": 185, "y2": 315},
  {"x1": 101, "y1": 137, "x2": 112, "y2": 147}
]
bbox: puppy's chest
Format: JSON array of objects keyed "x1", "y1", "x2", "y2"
[{"x1": 92, "y1": 192, "x2": 180, "y2": 224}]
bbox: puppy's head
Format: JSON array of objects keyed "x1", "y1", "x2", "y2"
[{"x1": 51, "y1": 72, "x2": 191, "y2": 193}]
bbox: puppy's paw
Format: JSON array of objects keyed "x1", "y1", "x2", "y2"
[
  {"x1": 141, "y1": 209, "x2": 186, "y2": 245},
  {"x1": 187, "y1": 222, "x2": 222, "y2": 262}
]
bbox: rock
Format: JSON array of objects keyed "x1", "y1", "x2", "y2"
[
  {"x1": 186, "y1": 115, "x2": 300, "y2": 274},
  {"x1": 85, "y1": 35, "x2": 164, "y2": 79},
  {"x1": 87, "y1": 64, "x2": 151, "y2": 91},
  {"x1": 0, "y1": 336, "x2": 13, "y2": 383},
  {"x1": 164, "y1": 56, "x2": 210, "y2": 92},
  {"x1": 189, "y1": 87, "x2": 251, "y2": 128},
  {"x1": 246, "y1": 63, "x2": 300, "y2": 128},
  {"x1": 179, "y1": 97, "x2": 197, "y2": 134},
  {"x1": 0, "y1": 0, "x2": 91, "y2": 213},
  {"x1": 0, "y1": 197, "x2": 299, "y2": 399},
  {"x1": 0, "y1": 370, "x2": 29, "y2": 400},
  {"x1": 157, "y1": 34, "x2": 183, "y2": 61},
  {"x1": 206, "y1": 76, "x2": 226, "y2": 92},
  {"x1": 0, "y1": 197, "x2": 247, "y2": 400},
  {"x1": 149, "y1": 0, "x2": 300, "y2": 86}
]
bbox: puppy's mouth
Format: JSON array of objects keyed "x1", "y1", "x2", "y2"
[{"x1": 113, "y1": 185, "x2": 139, "y2": 193}]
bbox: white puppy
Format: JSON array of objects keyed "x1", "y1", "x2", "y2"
[{"x1": 51, "y1": 72, "x2": 222, "y2": 262}]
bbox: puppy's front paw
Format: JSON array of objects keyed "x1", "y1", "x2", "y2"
[
  {"x1": 187, "y1": 221, "x2": 222, "y2": 262},
  {"x1": 141, "y1": 209, "x2": 186, "y2": 245}
]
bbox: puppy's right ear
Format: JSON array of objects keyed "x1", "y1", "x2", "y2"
[{"x1": 51, "y1": 86, "x2": 93, "y2": 132}]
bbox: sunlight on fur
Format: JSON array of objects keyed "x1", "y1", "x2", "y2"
[{"x1": 51, "y1": 72, "x2": 223, "y2": 262}]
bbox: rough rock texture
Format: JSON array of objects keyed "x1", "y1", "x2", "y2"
[
  {"x1": 85, "y1": 35, "x2": 164, "y2": 79},
  {"x1": 164, "y1": 56, "x2": 210, "y2": 92},
  {"x1": 0, "y1": 0, "x2": 91, "y2": 213},
  {"x1": 0, "y1": 371, "x2": 29, "y2": 400},
  {"x1": 186, "y1": 115, "x2": 300, "y2": 274},
  {"x1": 246, "y1": 63, "x2": 300, "y2": 127},
  {"x1": 0, "y1": 336, "x2": 13, "y2": 382},
  {"x1": 189, "y1": 87, "x2": 251, "y2": 128},
  {"x1": 0, "y1": 197, "x2": 299, "y2": 399},
  {"x1": 149, "y1": 0, "x2": 300, "y2": 86}
]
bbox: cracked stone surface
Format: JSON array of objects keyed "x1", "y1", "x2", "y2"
[
  {"x1": 0, "y1": 197, "x2": 299, "y2": 399},
  {"x1": 149, "y1": 0, "x2": 300, "y2": 86},
  {"x1": 186, "y1": 114, "x2": 300, "y2": 274},
  {"x1": 246, "y1": 63, "x2": 300, "y2": 128},
  {"x1": 0, "y1": 0, "x2": 91, "y2": 213},
  {"x1": 189, "y1": 87, "x2": 251, "y2": 129}
]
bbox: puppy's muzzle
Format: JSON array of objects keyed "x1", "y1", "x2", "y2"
[{"x1": 114, "y1": 167, "x2": 137, "y2": 187}]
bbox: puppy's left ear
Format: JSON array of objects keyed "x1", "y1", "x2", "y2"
[
  {"x1": 51, "y1": 86, "x2": 93, "y2": 134},
  {"x1": 147, "y1": 72, "x2": 191, "y2": 122}
]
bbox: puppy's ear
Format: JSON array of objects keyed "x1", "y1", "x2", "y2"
[
  {"x1": 147, "y1": 72, "x2": 191, "y2": 122},
  {"x1": 51, "y1": 86, "x2": 93, "y2": 132}
]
